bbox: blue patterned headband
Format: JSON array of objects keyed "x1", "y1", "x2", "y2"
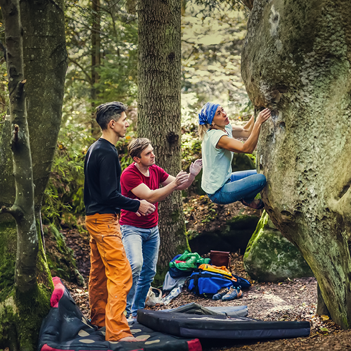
[{"x1": 198, "y1": 102, "x2": 220, "y2": 125}]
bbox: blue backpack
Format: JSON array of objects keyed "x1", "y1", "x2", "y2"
[{"x1": 186, "y1": 271, "x2": 251, "y2": 297}]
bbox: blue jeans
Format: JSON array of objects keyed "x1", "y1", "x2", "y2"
[
  {"x1": 121, "y1": 225, "x2": 160, "y2": 317},
  {"x1": 208, "y1": 170, "x2": 266, "y2": 205}
]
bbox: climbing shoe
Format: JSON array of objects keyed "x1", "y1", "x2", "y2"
[
  {"x1": 221, "y1": 286, "x2": 243, "y2": 301},
  {"x1": 241, "y1": 199, "x2": 264, "y2": 210},
  {"x1": 212, "y1": 287, "x2": 229, "y2": 300}
]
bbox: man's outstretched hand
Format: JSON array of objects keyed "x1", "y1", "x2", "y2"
[
  {"x1": 137, "y1": 199, "x2": 156, "y2": 216},
  {"x1": 190, "y1": 159, "x2": 203, "y2": 176},
  {"x1": 174, "y1": 170, "x2": 190, "y2": 187}
]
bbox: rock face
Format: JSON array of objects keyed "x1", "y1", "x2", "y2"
[
  {"x1": 244, "y1": 211, "x2": 313, "y2": 282},
  {"x1": 241, "y1": 0, "x2": 351, "y2": 327},
  {"x1": 189, "y1": 215, "x2": 259, "y2": 255}
]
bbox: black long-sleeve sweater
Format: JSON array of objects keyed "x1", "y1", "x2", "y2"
[{"x1": 84, "y1": 138, "x2": 140, "y2": 215}]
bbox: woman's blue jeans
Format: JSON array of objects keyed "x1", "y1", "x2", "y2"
[
  {"x1": 208, "y1": 170, "x2": 266, "y2": 205},
  {"x1": 121, "y1": 225, "x2": 160, "y2": 318}
]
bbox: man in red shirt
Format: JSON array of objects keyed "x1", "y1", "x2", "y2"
[{"x1": 120, "y1": 138, "x2": 202, "y2": 320}]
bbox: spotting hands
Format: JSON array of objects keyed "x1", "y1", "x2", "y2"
[
  {"x1": 175, "y1": 170, "x2": 190, "y2": 187},
  {"x1": 136, "y1": 199, "x2": 156, "y2": 217},
  {"x1": 189, "y1": 159, "x2": 203, "y2": 176},
  {"x1": 256, "y1": 108, "x2": 271, "y2": 125}
]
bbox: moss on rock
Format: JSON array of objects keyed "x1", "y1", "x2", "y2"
[
  {"x1": 0, "y1": 221, "x2": 17, "y2": 303},
  {"x1": 244, "y1": 211, "x2": 313, "y2": 282},
  {"x1": 0, "y1": 219, "x2": 53, "y2": 350}
]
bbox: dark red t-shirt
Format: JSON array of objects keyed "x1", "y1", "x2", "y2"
[{"x1": 120, "y1": 163, "x2": 169, "y2": 228}]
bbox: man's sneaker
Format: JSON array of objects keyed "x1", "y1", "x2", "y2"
[
  {"x1": 212, "y1": 287, "x2": 229, "y2": 300},
  {"x1": 222, "y1": 286, "x2": 243, "y2": 301}
]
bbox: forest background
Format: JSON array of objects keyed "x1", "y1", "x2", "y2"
[{"x1": 0, "y1": 0, "x2": 251, "y2": 238}]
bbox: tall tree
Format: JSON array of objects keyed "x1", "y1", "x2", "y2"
[
  {"x1": 0, "y1": 0, "x2": 67, "y2": 348},
  {"x1": 241, "y1": 0, "x2": 351, "y2": 328},
  {"x1": 138, "y1": 0, "x2": 185, "y2": 268}
]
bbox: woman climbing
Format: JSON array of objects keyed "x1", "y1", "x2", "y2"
[{"x1": 198, "y1": 103, "x2": 271, "y2": 209}]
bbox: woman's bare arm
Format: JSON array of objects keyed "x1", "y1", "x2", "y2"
[
  {"x1": 218, "y1": 109, "x2": 271, "y2": 153},
  {"x1": 231, "y1": 115, "x2": 255, "y2": 139}
]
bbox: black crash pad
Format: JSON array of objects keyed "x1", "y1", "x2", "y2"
[
  {"x1": 39, "y1": 277, "x2": 202, "y2": 351},
  {"x1": 137, "y1": 307, "x2": 310, "y2": 340}
]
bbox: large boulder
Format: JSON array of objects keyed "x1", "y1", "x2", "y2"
[
  {"x1": 189, "y1": 214, "x2": 259, "y2": 255},
  {"x1": 241, "y1": 0, "x2": 351, "y2": 327},
  {"x1": 244, "y1": 211, "x2": 313, "y2": 282}
]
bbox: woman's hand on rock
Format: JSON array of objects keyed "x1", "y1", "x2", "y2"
[{"x1": 257, "y1": 108, "x2": 271, "y2": 125}]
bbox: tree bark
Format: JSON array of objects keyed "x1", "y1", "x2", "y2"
[
  {"x1": 0, "y1": 0, "x2": 37, "y2": 293},
  {"x1": 0, "y1": 0, "x2": 66, "y2": 348},
  {"x1": 241, "y1": 0, "x2": 351, "y2": 328},
  {"x1": 137, "y1": 0, "x2": 186, "y2": 268},
  {"x1": 0, "y1": 0, "x2": 67, "y2": 211}
]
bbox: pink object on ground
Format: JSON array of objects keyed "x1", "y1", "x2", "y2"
[
  {"x1": 187, "y1": 339, "x2": 202, "y2": 351},
  {"x1": 50, "y1": 276, "x2": 65, "y2": 308}
]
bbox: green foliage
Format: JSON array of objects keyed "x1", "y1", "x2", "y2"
[
  {"x1": 42, "y1": 123, "x2": 94, "y2": 227},
  {"x1": 65, "y1": 0, "x2": 139, "y2": 114}
]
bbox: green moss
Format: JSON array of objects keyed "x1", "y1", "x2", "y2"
[
  {"x1": 15, "y1": 284, "x2": 51, "y2": 350},
  {"x1": 0, "y1": 219, "x2": 53, "y2": 350},
  {"x1": 0, "y1": 221, "x2": 17, "y2": 303},
  {"x1": 244, "y1": 210, "x2": 268, "y2": 258},
  {"x1": 244, "y1": 211, "x2": 313, "y2": 282}
]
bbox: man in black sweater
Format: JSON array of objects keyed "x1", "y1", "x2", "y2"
[{"x1": 84, "y1": 101, "x2": 155, "y2": 342}]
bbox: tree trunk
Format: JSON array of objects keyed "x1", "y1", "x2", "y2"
[
  {"x1": 137, "y1": 0, "x2": 186, "y2": 269},
  {"x1": 0, "y1": 0, "x2": 38, "y2": 295},
  {"x1": 0, "y1": 0, "x2": 66, "y2": 348},
  {"x1": 241, "y1": 0, "x2": 351, "y2": 328},
  {"x1": 0, "y1": 0, "x2": 68, "y2": 211},
  {"x1": 91, "y1": 0, "x2": 101, "y2": 138}
]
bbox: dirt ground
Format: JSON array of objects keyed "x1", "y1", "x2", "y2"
[{"x1": 60, "y1": 199, "x2": 351, "y2": 350}]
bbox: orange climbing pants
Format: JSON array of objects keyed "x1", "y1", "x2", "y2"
[{"x1": 86, "y1": 213, "x2": 133, "y2": 341}]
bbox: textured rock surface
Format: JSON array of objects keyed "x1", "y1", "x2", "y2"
[
  {"x1": 241, "y1": 0, "x2": 351, "y2": 327},
  {"x1": 244, "y1": 211, "x2": 313, "y2": 282}
]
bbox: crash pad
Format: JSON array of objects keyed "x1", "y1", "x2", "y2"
[
  {"x1": 137, "y1": 306, "x2": 310, "y2": 340},
  {"x1": 39, "y1": 277, "x2": 202, "y2": 351}
]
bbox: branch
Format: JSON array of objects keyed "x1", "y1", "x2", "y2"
[
  {"x1": 0, "y1": 204, "x2": 23, "y2": 220},
  {"x1": 68, "y1": 57, "x2": 93, "y2": 84}
]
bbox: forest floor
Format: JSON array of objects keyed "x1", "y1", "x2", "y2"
[{"x1": 60, "y1": 199, "x2": 351, "y2": 350}]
